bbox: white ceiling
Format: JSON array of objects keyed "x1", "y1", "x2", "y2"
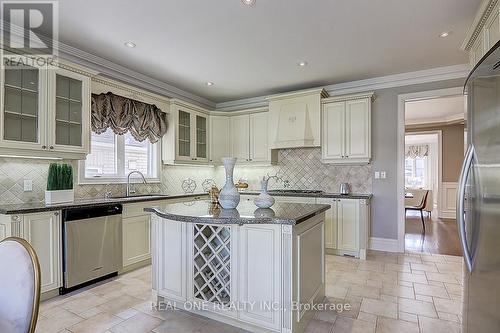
[
  {"x1": 57, "y1": 0, "x2": 480, "y2": 103},
  {"x1": 405, "y1": 95, "x2": 466, "y2": 124}
]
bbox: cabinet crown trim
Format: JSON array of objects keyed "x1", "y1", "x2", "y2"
[
  {"x1": 170, "y1": 99, "x2": 212, "y2": 114},
  {"x1": 462, "y1": 0, "x2": 499, "y2": 51},
  {"x1": 322, "y1": 92, "x2": 375, "y2": 104},
  {"x1": 266, "y1": 88, "x2": 328, "y2": 101}
]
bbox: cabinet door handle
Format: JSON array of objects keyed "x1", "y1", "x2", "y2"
[
  {"x1": 49, "y1": 146, "x2": 54, "y2": 150},
  {"x1": 42, "y1": 145, "x2": 47, "y2": 149},
  {"x1": 54, "y1": 212, "x2": 59, "y2": 216}
]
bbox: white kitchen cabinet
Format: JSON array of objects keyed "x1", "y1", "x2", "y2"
[
  {"x1": 321, "y1": 92, "x2": 373, "y2": 165},
  {"x1": 163, "y1": 100, "x2": 210, "y2": 165},
  {"x1": 123, "y1": 214, "x2": 151, "y2": 269},
  {"x1": 321, "y1": 102, "x2": 344, "y2": 161},
  {"x1": 464, "y1": 1, "x2": 499, "y2": 67},
  {"x1": 49, "y1": 67, "x2": 91, "y2": 155},
  {"x1": 209, "y1": 115, "x2": 230, "y2": 164},
  {"x1": 230, "y1": 114, "x2": 250, "y2": 162},
  {"x1": 249, "y1": 112, "x2": 270, "y2": 163},
  {"x1": 317, "y1": 198, "x2": 337, "y2": 249},
  {"x1": 238, "y1": 224, "x2": 282, "y2": 330},
  {"x1": 337, "y1": 199, "x2": 359, "y2": 252},
  {"x1": 0, "y1": 56, "x2": 91, "y2": 159},
  {"x1": 230, "y1": 111, "x2": 277, "y2": 165},
  {"x1": 123, "y1": 196, "x2": 208, "y2": 272},
  {"x1": 21, "y1": 211, "x2": 62, "y2": 294}
]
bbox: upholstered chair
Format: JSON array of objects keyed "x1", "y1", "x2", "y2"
[{"x1": 0, "y1": 237, "x2": 41, "y2": 333}]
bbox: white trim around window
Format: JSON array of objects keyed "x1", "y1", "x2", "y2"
[{"x1": 78, "y1": 131, "x2": 162, "y2": 185}]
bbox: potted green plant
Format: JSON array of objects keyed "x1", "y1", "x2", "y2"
[{"x1": 45, "y1": 163, "x2": 74, "y2": 204}]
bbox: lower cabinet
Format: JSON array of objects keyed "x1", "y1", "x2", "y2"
[
  {"x1": 238, "y1": 224, "x2": 282, "y2": 330},
  {"x1": 123, "y1": 214, "x2": 151, "y2": 268},
  {"x1": 243, "y1": 194, "x2": 370, "y2": 259},
  {"x1": 123, "y1": 196, "x2": 207, "y2": 272},
  {"x1": 21, "y1": 211, "x2": 62, "y2": 294},
  {"x1": 319, "y1": 198, "x2": 370, "y2": 259},
  {"x1": 0, "y1": 211, "x2": 63, "y2": 295}
]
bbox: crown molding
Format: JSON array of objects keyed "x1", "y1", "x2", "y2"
[
  {"x1": 57, "y1": 42, "x2": 216, "y2": 110},
  {"x1": 215, "y1": 64, "x2": 470, "y2": 112},
  {"x1": 0, "y1": 22, "x2": 215, "y2": 110},
  {"x1": 461, "y1": 0, "x2": 498, "y2": 51},
  {"x1": 405, "y1": 113, "x2": 465, "y2": 127}
]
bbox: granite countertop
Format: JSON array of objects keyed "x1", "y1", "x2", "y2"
[
  {"x1": 239, "y1": 190, "x2": 372, "y2": 200},
  {"x1": 145, "y1": 200, "x2": 331, "y2": 225},
  {"x1": 0, "y1": 193, "x2": 208, "y2": 215}
]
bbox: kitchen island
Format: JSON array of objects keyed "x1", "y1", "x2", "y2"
[{"x1": 145, "y1": 200, "x2": 330, "y2": 333}]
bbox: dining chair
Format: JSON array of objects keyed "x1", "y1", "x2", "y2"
[
  {"x1": 0, "y1": 237, "x2": 41, "y2": 333},
  {"x1": 405, "y1": 190, "x2": 430, "y2": 232}
]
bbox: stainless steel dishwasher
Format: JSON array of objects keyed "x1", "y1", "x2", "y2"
[{"x1": 60, "y1": 204, "x2": 123, "y2": 294}]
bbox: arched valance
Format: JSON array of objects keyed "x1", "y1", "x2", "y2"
[{"x1": 91, "y1": 92, "x2": 168, "y2": 143}]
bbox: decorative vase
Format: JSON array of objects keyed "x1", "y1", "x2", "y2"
[
  {"x1": 254, "y1": 177, "x2": 275, "y2": 208},
  {"x1": 218, "y1": 157, "x2": 240, "y2": 209}
]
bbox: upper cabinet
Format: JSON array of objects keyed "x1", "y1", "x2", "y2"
[
  {"x1": 463, "y1": 0, "x2": 500, "y2": 67},
  {"x1": 0, "y1": 56, "x2": 92, "y2": 159},
  {"x1": 209, "y1": 116, "x2": 230, "y2": 164},
  {"x1": 267, "y1": 88, "x2": 328, "y2": 149},
  {"x1": 162, "y1": 100, "x2": 210, "y2": 165},
  {"x1": 50, "y1": 68, "x2": 90, "y2": 155},
  {"x1": 321, "y1": 92, "x2": 373, "y2": 165},
  {"x1": 229, "y1": 110, "x2": 277, "y2": 165}
]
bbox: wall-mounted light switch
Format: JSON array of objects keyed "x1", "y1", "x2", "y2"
[
  {"x1": 374, "y1": 172, "x2": 380, "y2": 179},
  {"x1": 24, "y1": 179, "x2": 33, "y2": 192},
  {"x1": 381, "y1": 171, "x2": 387, "y2": 179}
]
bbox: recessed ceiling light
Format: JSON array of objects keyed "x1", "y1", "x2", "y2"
[
  {"x1": 124, "y1": 41, "x2": 136, "y2": 48},
  {"x1": 206, "y1": 82, "x2": 214, "y2": 86},
  {"x1": 298, "y1": 61, "x2": 308, "y2": 67},
  {"x1": 439, "y1": 31, "x2": 451, "y2": 38},
  {"x1": 241, "y1": 0, "x2": 256, "y2": 6}
]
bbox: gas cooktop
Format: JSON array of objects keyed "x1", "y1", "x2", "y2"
[{"x1": 268, "y1": 189, "x2": 324, "y2": 194}]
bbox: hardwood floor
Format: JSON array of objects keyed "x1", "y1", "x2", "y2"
[{"x1": 405, "y1": 211, "x2": 463, "y2": 256}]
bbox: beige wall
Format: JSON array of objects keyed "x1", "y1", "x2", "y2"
[{"x1": 406, "y1": 123, "x2": 465, "y2": 182}]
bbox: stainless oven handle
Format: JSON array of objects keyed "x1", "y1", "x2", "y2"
[{"x1": 457, "y1": 144, "x2": 474, "y2": 272}]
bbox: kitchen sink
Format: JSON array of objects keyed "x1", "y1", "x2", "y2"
[{"x1": 109, "y1": 194, "x2": 170, "y2": 199}]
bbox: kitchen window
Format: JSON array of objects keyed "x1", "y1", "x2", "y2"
[{"x1": 79, "y1": 128, "x2": 160, "y2": 183}]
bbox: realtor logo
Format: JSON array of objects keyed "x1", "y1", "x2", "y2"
[{"x1": 1, "y1": 1, "x2": 58, "y2": 58}]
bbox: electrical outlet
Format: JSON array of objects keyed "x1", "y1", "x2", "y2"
[
  {"x1": 381, "y1": 171, "x2": 387, "y2": 179},
  {"x1": 23, "y1": 179, "x2": 33, "y2": 192},
  {"x1": 374, "y1": 172, "x2": 380, "y2": 179}
]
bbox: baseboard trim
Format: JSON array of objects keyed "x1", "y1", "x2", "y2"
[{"x1": 369, "y1": 237, "x2": 400, "y2": 253}]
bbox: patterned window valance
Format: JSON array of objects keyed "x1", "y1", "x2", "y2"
[
  {"x1": 91, "y1": 92, "x2": 168, "y2": 143},
  {"x1": 405, "y1": 144, "x2": 429, "y2": 158}
]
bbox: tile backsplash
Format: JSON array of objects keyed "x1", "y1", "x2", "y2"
[{"x1": 0, "y1": 148, "x2": 372, "y2": 205}]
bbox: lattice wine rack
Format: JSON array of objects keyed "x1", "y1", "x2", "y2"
[{"x1": 193, "y1": 224, "x2": 231, "y2": 305}]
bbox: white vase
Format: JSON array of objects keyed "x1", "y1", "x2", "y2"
[
  {"x1": 219, "y1": 157, "x2": 240, "y2": 209},
  {"x1": 254, "y1": 177, "x2": 275, "y2": 208}
]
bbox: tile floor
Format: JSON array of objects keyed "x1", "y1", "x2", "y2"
[{"x1": 36, "y1": 251, "x2": 463, "y2": 333}]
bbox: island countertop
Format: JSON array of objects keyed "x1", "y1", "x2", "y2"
[{"x1": 144, "y1": 199, "x2": 330, "y2": 225}]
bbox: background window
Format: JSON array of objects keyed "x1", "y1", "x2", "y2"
[
  {"x1": 82, "y1": 129, "x2": 158, "y2": 181},
  {"x1": 405, "y1": 156, "x2": 427, "y2": 188}
]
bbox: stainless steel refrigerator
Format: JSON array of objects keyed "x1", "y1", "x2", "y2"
[{"x1": 459, "y1": 40, "x2": 500, "y2": 333}]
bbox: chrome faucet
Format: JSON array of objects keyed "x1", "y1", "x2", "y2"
[{"x1": 126, "y1": 171, "x2": 147, "y2": 196}]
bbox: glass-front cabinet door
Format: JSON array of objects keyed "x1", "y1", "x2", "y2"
[
  {"x1": 0, "y1": 56, "x2": 47, "y2": 150},
  {"x1": 177, "y1": 109, "x2": 192, "y2": 161},
  {"x1": 195, "y1": 114, "x2": 208, "y2": 161},
  {"x1": 49, "y1": 67, "x2": 90, "y2": 154}
]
